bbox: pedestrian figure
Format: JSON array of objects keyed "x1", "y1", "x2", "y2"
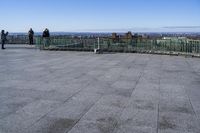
[
  {"x1": 42, "y1": 28, "x2": 50, "y2": 38},
  {"x1": 1, "y1": 30, "x2": 9, "y2": 49},
  {"x1": 28, "y1": 28, "x2": 34, "y2": 45},
  {"x1": 42, "y1": 28, "x2": 50, "y2": 48}
]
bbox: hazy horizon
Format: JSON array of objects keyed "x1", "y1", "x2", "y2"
[{"x1": 7, "y1": 27, "x2": 200, "y2": 33}]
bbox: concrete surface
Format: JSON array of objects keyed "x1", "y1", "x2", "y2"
[{"x1": 0, "y1": 45, "x2": 200, "y2": 133}]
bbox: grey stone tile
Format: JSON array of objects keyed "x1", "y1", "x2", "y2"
[
  {"x1": 116, "y1": 125, "x2": 156, "y2": 133},
  {"x1": 1, "y1": 45, "x2": 200, "y2": 133},
  {"x1": 26, "y1": 116, "x2": 77, "y2": 133},
  {"x1": 111, "y1": 80, "x2": 137, "y2": 90},
  {"x1": 68, "y1": 120, "x2": 116, "y2": 133},
  {"x1": 158, "y1": 112, "x2": 200, "y2": 133},
  {"x1": 120, "y1": 108, "x2": 158, "y2": 128},
  {"x1": 0, "y1": 100, "x2": 60, "y2": 133},
  {"x1": 26, "y1": 92, "x2": 102, "y2": 133},
  {"x1": 159, "y1": 98, "x2": 194, "y2": 114}
]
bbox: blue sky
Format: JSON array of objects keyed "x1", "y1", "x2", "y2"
[{"x1": 0, "y1": 0, "x2": 200, "y2": 32}]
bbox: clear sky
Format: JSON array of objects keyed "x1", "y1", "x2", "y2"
[{"x1": 0, "y1": 0, "x2": 200, "y2": 32}]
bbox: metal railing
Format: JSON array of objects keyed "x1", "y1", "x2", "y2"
[
  {"x1": 7, "y1": 35, "x2": 29, "y2": 44},
  {"x1": 35, "y1": 37, "x2": 200, "y2": 55}
]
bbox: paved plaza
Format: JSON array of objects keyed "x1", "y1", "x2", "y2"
[{"x1": 0, "y1": 45, "x2": 200, "y2": 133}]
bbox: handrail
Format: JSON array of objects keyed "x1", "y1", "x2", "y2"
[{"x1": 34, "y1": 37, "x2": 200, "y2": 54}]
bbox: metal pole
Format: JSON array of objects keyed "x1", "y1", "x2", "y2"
[{"x1": 98, "y1": 37, "x2": 100, "y2": 49}]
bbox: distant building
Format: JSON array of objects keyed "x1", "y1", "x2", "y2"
[
  {"x1": 125, "y1": 31, "x2": 133, "y2": 39},
  {"x1": 112, "y1": 33, "x2": 120, "y2": 42},
  {"x1": 112, "y1": 33, "x2": 118, "y2": 39},
  {"x1": 111, "y1": 31, "x2": 145, "y2": 44}
]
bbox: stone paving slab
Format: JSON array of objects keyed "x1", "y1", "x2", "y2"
[{"x1": 0, "y1": 45, "x2": 200, "y2": 133}]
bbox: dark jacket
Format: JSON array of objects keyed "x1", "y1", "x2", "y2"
[
  {"x1": 1, "y1": 32, "x2": 8, "y2": 41},
  {"x1": 28, "y1": 29, "x2": 34, "y2": 37},
  {"x1": 42, "y1": 29, "x2": 50, "y2": 38}
]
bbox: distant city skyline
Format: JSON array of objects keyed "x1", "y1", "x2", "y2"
[{"x1": 0, "y1": 0, "x2": 200, "y2": 32}]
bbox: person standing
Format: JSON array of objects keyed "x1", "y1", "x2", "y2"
[
  {"x1": 1, "y1": 30, "x2": 9, "y2": 49},
  {"x1": 28, "y1": 28, "x2": 34, "y2": 45},
  {"x1": 42, "y1": 28, "x2": 50, "y2": 38},
  {"x1": 42, "y1": 28, "x2": 50, "y2": 47}
]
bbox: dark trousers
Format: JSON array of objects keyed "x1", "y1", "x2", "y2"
[
  {"x1": 43, "y1": 38, "x2": 50, "y2": 47},
  {"x1": 29, "y1": 37, "x2": 33, "y2": 45},
  {"x1": 1, "y1": 40, "x2": 5, "y2": 49}
]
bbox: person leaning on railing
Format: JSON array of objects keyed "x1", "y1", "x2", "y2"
[{"x1": 42, "y1": 28, "x2": 50, "y2": 48}]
